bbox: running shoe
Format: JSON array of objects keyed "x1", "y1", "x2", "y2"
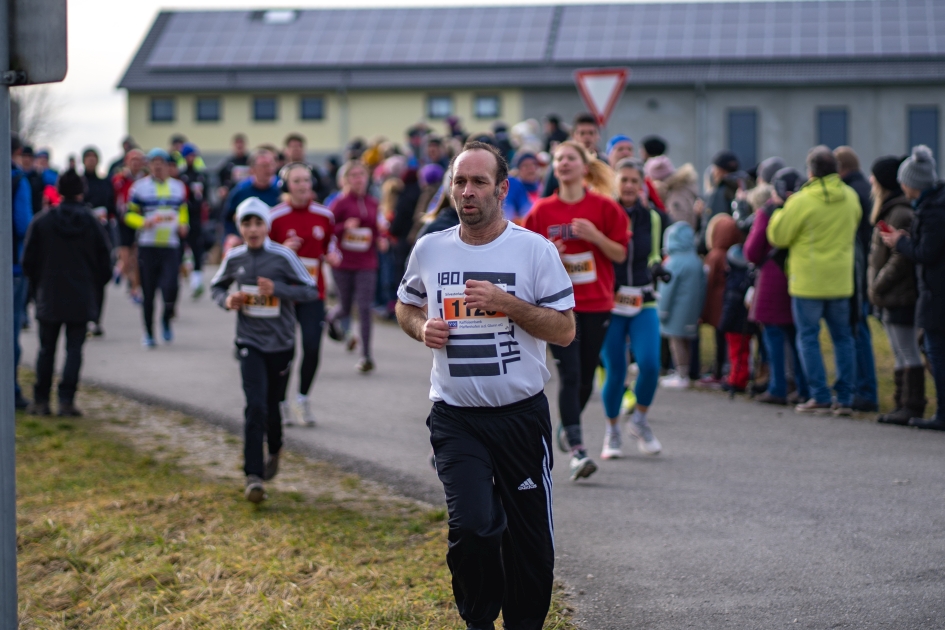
[
  {"x1": 263, "y1": 453, "x2": 280, "y2": 481},
  {"x1": 326, "y1": 319, "x2": 344, "y2": 342},
  {"x1": 191, "y1": 284, "x2": 204, "y2": 300},
  {"x1": 356, "y1": 357, "x2": 374, "y2": 373},
  {"x1": 89, "y1": 323, "x2": 104, "y2": 337},
  {"x1": 660, "y1": 374, "x2": 690, "y2": 389},
  {"x1": 795, "y1": 399, "x2": 832, "y2": 415},
  {"x1": 346, "y1": 333, "x2": 359, "y2": 353},
  {"x1": 555, "y1": 424, "x2": 569, "y2": 453},
  {"x1": 280, "y1": 401, "x2": 298, "y2": 426},
  {"x1": 162, "y1": 322, "x2": 173, "y2": 343},
  {"x1": 297, "y1": 396, "x2": 317, "y2": 426},
  {"x1": 244, "y1": 475, "x2": 266, "y2": 503},
  {"x1": 130, "y1": 290, "x2": 143, "y2": 305},
  {"x1": 569, "y1": 450, "x2": 598, "y2": 481},
  {"x1": 831, "y1": 403, "x2": 854, "y2": 417},
  {"x1": 601, "y1": 427, "x2": 622, "y2": 460},
  {"x1": 626, "y1": 413, "x2": 662, "y2": 455},
  {"x1": 620, "y1": 389, "x2": 637, "y2": 415},
  {"x1": 142, "y1": 334, "x2": 156, "y2": 349}
]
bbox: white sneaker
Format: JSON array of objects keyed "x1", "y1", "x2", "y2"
[
  {"x1": 660, "y1": 374, "x2": 690, "y2": 390},
  {"x1": 601, "y1": 427, "x2": 622, "y2": 460},
  {"x1": 280, "y1": 400, "x2": 299, "y2": 426},
  {"x1": 297, "y1": 395, "x2": 316, "y2": 427},
  {"x1": 569, "y1": 450, "x2": 598, "y2": 481},
  {"x1": 626, "y1": 413, "x2": 662, "y2": 455}
]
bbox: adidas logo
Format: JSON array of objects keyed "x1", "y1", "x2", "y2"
[{"x1": 517, "y1": 478, "x2": 537, "y2": 491}]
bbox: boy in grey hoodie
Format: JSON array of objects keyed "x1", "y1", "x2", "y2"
[{"x1": 211, "y1": 197, "x2": 319, "y2": 502}]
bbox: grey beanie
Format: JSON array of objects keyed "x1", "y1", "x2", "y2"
[
  {"x1": 897, "y1": 145, "x2": 938, "y2": 191},
  {"x1": 758, "y1": 156, "x2": 786, "y2": 185}
]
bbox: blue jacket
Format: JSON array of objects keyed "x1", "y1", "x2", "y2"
[
  {"x1": 658, "y1": 222, "x2": 706, "y2": 338},
  {"x1": 11, "y1": 165, "x2": 34, "y2": 276},
  {"x1": 224, "y1": 177, "x2": 282, "y2": 232}
]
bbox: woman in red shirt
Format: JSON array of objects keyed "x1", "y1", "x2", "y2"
[
  {"x1": 270, "y1": 162, "x2": 340, "y2": 424},
  {"x1": 524, "y1": 141, "x2": 628, "y2": 481},
  {"x1": 327, "y1": 161, "x2": 385, "y2": 372}
]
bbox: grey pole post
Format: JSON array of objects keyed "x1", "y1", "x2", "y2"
[{"x1": 0, "y1": 0, "x2": 19, "y2": 624}]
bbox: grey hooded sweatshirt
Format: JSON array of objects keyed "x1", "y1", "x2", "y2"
[{"x1": 211, "y1": 238, "x2": 318, "y2": 352}]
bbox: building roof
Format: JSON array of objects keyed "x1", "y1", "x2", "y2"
[{"x1": 119, "y1": 0, "x2": 945, "y2": 91}]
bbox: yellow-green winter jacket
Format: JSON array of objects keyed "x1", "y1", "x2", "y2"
[{"x1": 767, "y1": 173, "x2": 861, "y2": 299}]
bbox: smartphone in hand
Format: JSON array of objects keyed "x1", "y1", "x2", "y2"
[{"x1": 877, "y1": 220, "x2": 893, "y2": 234}]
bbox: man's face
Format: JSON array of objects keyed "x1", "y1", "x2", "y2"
[
  {"x1": 129, "y1": 154, "x2": 145, "y2": 174},
  {"x1": 20, "y1": 154, "x2": 33, "y2": 172},
  {"x1": 711, "y1": 165, "x2": 727, "y2": 185},
  {"x1": 608, "y1": 141, "x2": 634, "y2": 168},
  {"x1": 185, "y1": 154, "x2": 196, "y2": 167},
  {"x1": 36, "y1": 155, "x2": 49, "y2": 170},
  {"x1": 450, "y1": 150, "x2": 508, "y2": 229},
  {"x1": 239, "y1": 216, "x2": 268, "y2": 248},
  {"x1": 286, "y1": 139, "x2": 305, "y2": 162},
  {"x1": 517, "y1": 157, "x2": 539, "y2": 183},
  {"x1": 150, "y1": 157, "x2": 168, "y2": 180},
  {"x1": 83, "y1": 153, "x2": 99, "y2": 174},
  {"x1": 252, "y1": 152, "x2": 275, "y2": 185},
  {"x1": 427, "y1": 142, "x2": 443, "y2": 163},
  {"x1": 572, "y1": 124, "x2": 600, "y2": 152},
  {"x1": 901, "y1": 183, "x2": 922, "y2": 201},
  {"x1": 234, "y1": 137, "x2": 246, "y2": 155}
]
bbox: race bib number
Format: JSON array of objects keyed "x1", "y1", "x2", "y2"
[
  {"x1": 442, "y1": 285, "x2": 510, "y2": 334},
  {"x1": 151, "y1": 208, "x2": 179, "y2": 245},
  {"x1": 300, "y1": 257, "x2": 320, "y2": 284},
  {"x1": 341, "y1": 227, "x2": 372, "y2": 252},
  {"x1": 561, "y1": 251, "x2": 597, "y2": 285},
  {"x1": 613, "y1": 286, "x2": 644, "y2": 317},
  {"x1": 240, "y1": 284, "x2": 280, "y2": 318}
]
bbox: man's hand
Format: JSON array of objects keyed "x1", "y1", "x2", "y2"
[
  {"x1": 880, "y1": 228, "x2": 907, "y2": 249},
  {"x1": 464, "y1": 280, "x2": 507, "y2": 313},
  {"x1": 178, "y1": 224, "x2": 189, "y2": 238},
  {"x1": 422, "y1": 318, "x2": 450, "y2": 349},
  {"x1": 257, "y1": 277, "x2": 275, "y2": 297},
  {"x1": 571, "y1": 218, "x2": 603, "y2": 245},
  {"x1": 143, "y1": 216, "x2": 157, "y2": 229},
  {"x1": 225, "y1": 292, "x2": 246, "y2": 310}
]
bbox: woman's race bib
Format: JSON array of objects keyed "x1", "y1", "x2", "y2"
[
  {"x1": 341, "y1": 227, "x2": 373, "y2": 252},
  {"x1": 442, "y1": 285, "x2": 510, "y2": 334},
  {"x1": 300, "y1": 257, "x2": 321, "y2": 286},
  {"x1": 612, "y1": 286, "x2": 644, "y2": 317},
  {"x1": 561, "y1": 251, "x2": 597, "y2": 285},
  {"x1": 240, "y1": 284, "x2": 280, "y2": 318}
]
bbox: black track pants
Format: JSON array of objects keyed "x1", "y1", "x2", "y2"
[
  {"x1": 549, "y1": 310, "x2": 610, "y2": 448},
  {"x1": 428, "y1": 392, "x2": 554, "y2": 630},
  {"x1": 239, "y1": 345, "x2": 293, "y2": 477},
  {"x1": 138, "y1": 245, "x2": 180, "y2": 337},
  {"x1": 296, "y1": 299, "x2": 325, "y2": 397}
]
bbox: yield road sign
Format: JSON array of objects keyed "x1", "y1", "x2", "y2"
[{"x1": 573, "y1": 68, "x2": 629, "y2": 127}]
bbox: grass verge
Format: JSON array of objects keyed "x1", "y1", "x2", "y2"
[{"x1": 15, "y1": 382, "x2": 578, "y2": 629}]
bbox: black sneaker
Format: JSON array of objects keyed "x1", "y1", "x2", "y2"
[
  {"x1": 851, "y1": 397, "x2": 879, "y2": 412},
  {"x1": 58, "y1": 402, "x2": 83, "y2": 417},
  {"x1": 245, "y1": 475, "x2": 266, "y2": 503},
  {"x1": 908, "y1": 416, "x2": 945, "y2": 431},
  {"x1": 263, "y1": 453, "x2": 280, "y2": 481},
  {"x1": 326, "y1": 319, "x2": 344, "y2": 342},
  {"x1": 26, "y1": 401, "x2": 51, "y2": 416}
]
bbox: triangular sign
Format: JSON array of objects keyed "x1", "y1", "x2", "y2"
[{"x1": 574, "y1": 68, "x2": 629, "y2": 127}]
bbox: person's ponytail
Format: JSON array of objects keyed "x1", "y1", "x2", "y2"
[{"x1": 585, "y1": 159, "x2": 617, "y2": 198}]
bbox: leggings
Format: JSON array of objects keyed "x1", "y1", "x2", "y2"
[
  {"x1": 138, "y1": 246, "x2": 180, "y2": 337},
  {"x1": 600, "y1": 307, "x2": 660, "y2": 418},
  {"x1": 549, "y1": 311, "x2": 610, "y2": 448},
  {"x1": 297, "y1": 299, "x2": 325, "y2": 396},
  {"x1": 329, "y1": 268, "x2": 377, "y2": 360},
  {"x1": 884, "y1": 322, "x2": 923, "y2": 369}
]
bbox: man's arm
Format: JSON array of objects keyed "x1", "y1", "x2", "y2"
[
  {"x1": 396, "y1": 300, "x2": 450, "y2": 349},
  {"x1": 464, "y1": 280, "x2": 575, "y2": 346}
]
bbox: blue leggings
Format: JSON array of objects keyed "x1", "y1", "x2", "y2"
[{"x1": 600, "y1": 307, "x2": 661, "y2": 418}]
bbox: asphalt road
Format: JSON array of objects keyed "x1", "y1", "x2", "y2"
[{"x1": 19, "y1": 275, "x2": 945, "y2": 629}]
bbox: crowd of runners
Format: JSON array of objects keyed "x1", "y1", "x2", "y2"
[{"x1": 10, "y1": 108, "x2": 945, "y2": 629}]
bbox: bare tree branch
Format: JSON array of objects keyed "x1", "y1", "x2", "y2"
[{"x1": 11, "y1": 85, "x2": 62, "y2": 146}]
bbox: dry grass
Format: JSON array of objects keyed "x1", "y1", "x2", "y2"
[{"x1": 15, "y1": 381, "x2": 578, "y2": 629}]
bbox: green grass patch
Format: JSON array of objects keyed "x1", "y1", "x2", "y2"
[{"x1": 16, "y1": 412, "x2": 577, "y2": 628}]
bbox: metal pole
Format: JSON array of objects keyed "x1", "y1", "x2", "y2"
[{"x1": 0, "y1": 0, "x2": 20, "y2": 623}]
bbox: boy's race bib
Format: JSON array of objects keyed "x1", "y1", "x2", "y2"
[
  {"x1": 240, "y1": 284, "x2": 280, "y2": 318},
  {"x1": 561, "y1": 251, "x2": 597, "y2": 285},
  {"x1": 442, "y1": 285, "x2": 510, "y2": 334}
]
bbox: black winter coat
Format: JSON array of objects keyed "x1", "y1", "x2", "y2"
[
  {"x1": 22, "y1": 201, "x2": 112, "y2": 323},
  {"x1": 82, "y1": 172, "x2": 116, "y2": 221},
  {"x1": 896, "y1": 183, "x2": 945, "y2": 332}
]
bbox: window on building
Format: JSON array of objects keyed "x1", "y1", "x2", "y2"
[
  {"x1": 728, "y1": 109, "x2": 757, "y2": 170},
  {"x1": 300, "y1": 96, "x2": 325, "y2": 121},
  {"x1": 427, "y1": 95, "x2": 453, "y2": 119},
  {"x1": 196, "y1": 97, "x2": 220, "y2": 122},
  {"x1": 474, "y1": 95, "x2": 501, "y2": 119},
  {"x1": 908, "y1": 106, "x2": 939, "y2": 164},
  {"x1": 150, "y1": 97, "x2": 175, "y2": 123},
  {"x1": 818, "y1": 108, "x2": 848, "y2": 149},
  {"x1": 253, "y1": 96, "x2": 278, "y2": 121}
]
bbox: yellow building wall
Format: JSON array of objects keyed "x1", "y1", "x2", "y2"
[{"x1": 127, "y1": 88, "x2": 523, "y2": 157}]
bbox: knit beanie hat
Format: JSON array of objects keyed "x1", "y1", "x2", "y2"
[
  {"x1": 771, "y1": 167, "x2": 803, "y2": 202},
  {"x1": 871, "y1": 155, "x2": 906, "y2": 193},
  {"x1": 712, "y1": 150, "x2": 739, "y2": 173},
  {"x1": 758, "y1": 156, "x2": 786, "y2": 184},
  {"x1": 57, "y1": 169, "x2": 85, "y2": 199},
  {"x1": 644, "y1": 155, "x2": 676, "y2": 182},
  {"x1": 641, "y1": 136, "x2": 667, "y2": 157},
  {"x1": 897, "y1": 145, "x2": 937, "y2": 191}
]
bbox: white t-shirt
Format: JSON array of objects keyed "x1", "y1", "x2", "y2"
[{"x1": 398, "y1": 222, "x2": 575, "y2": 407}]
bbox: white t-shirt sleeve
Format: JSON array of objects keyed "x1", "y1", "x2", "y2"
[
  {"x1": 398, "y1": 246, "x2": 428, "y2": 308},
  {"x1": 533, "y1": 239, "x2": 576, "y2": 311}
]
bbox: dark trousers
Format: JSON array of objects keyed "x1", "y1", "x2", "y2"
[
  {"x1": 186, "y1": 214, "x2": 204, "y2": 271},
  {"x1": 34, "y1": 320, "x2": 87, "y2": 404},
  {"x1": 138, "y1": 246, "x2": 180, "y2": 337},
  {"x1": 428, "y1": 393, "x2": 554, "y2": 630},
  {"x1": 296, "y1": 299, "x2": 325, "y2": 396},
  {"x1": 925, "y1": 330, "x2": 945, "y2": 421},
  {"x1": 239, "y1": 345, "x2": 293, "y2": 478},
  {"x1": 549, "y1": 311, "x2": 610, "y2": 448}
]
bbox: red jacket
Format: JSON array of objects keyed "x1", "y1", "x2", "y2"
[{"x1": 270, "y1": 200, "x2": 335, "y2": 299}]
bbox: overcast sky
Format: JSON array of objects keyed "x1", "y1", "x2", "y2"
[{"x1": 27, "y1": 0, "x2": 816, "y2": 168}]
